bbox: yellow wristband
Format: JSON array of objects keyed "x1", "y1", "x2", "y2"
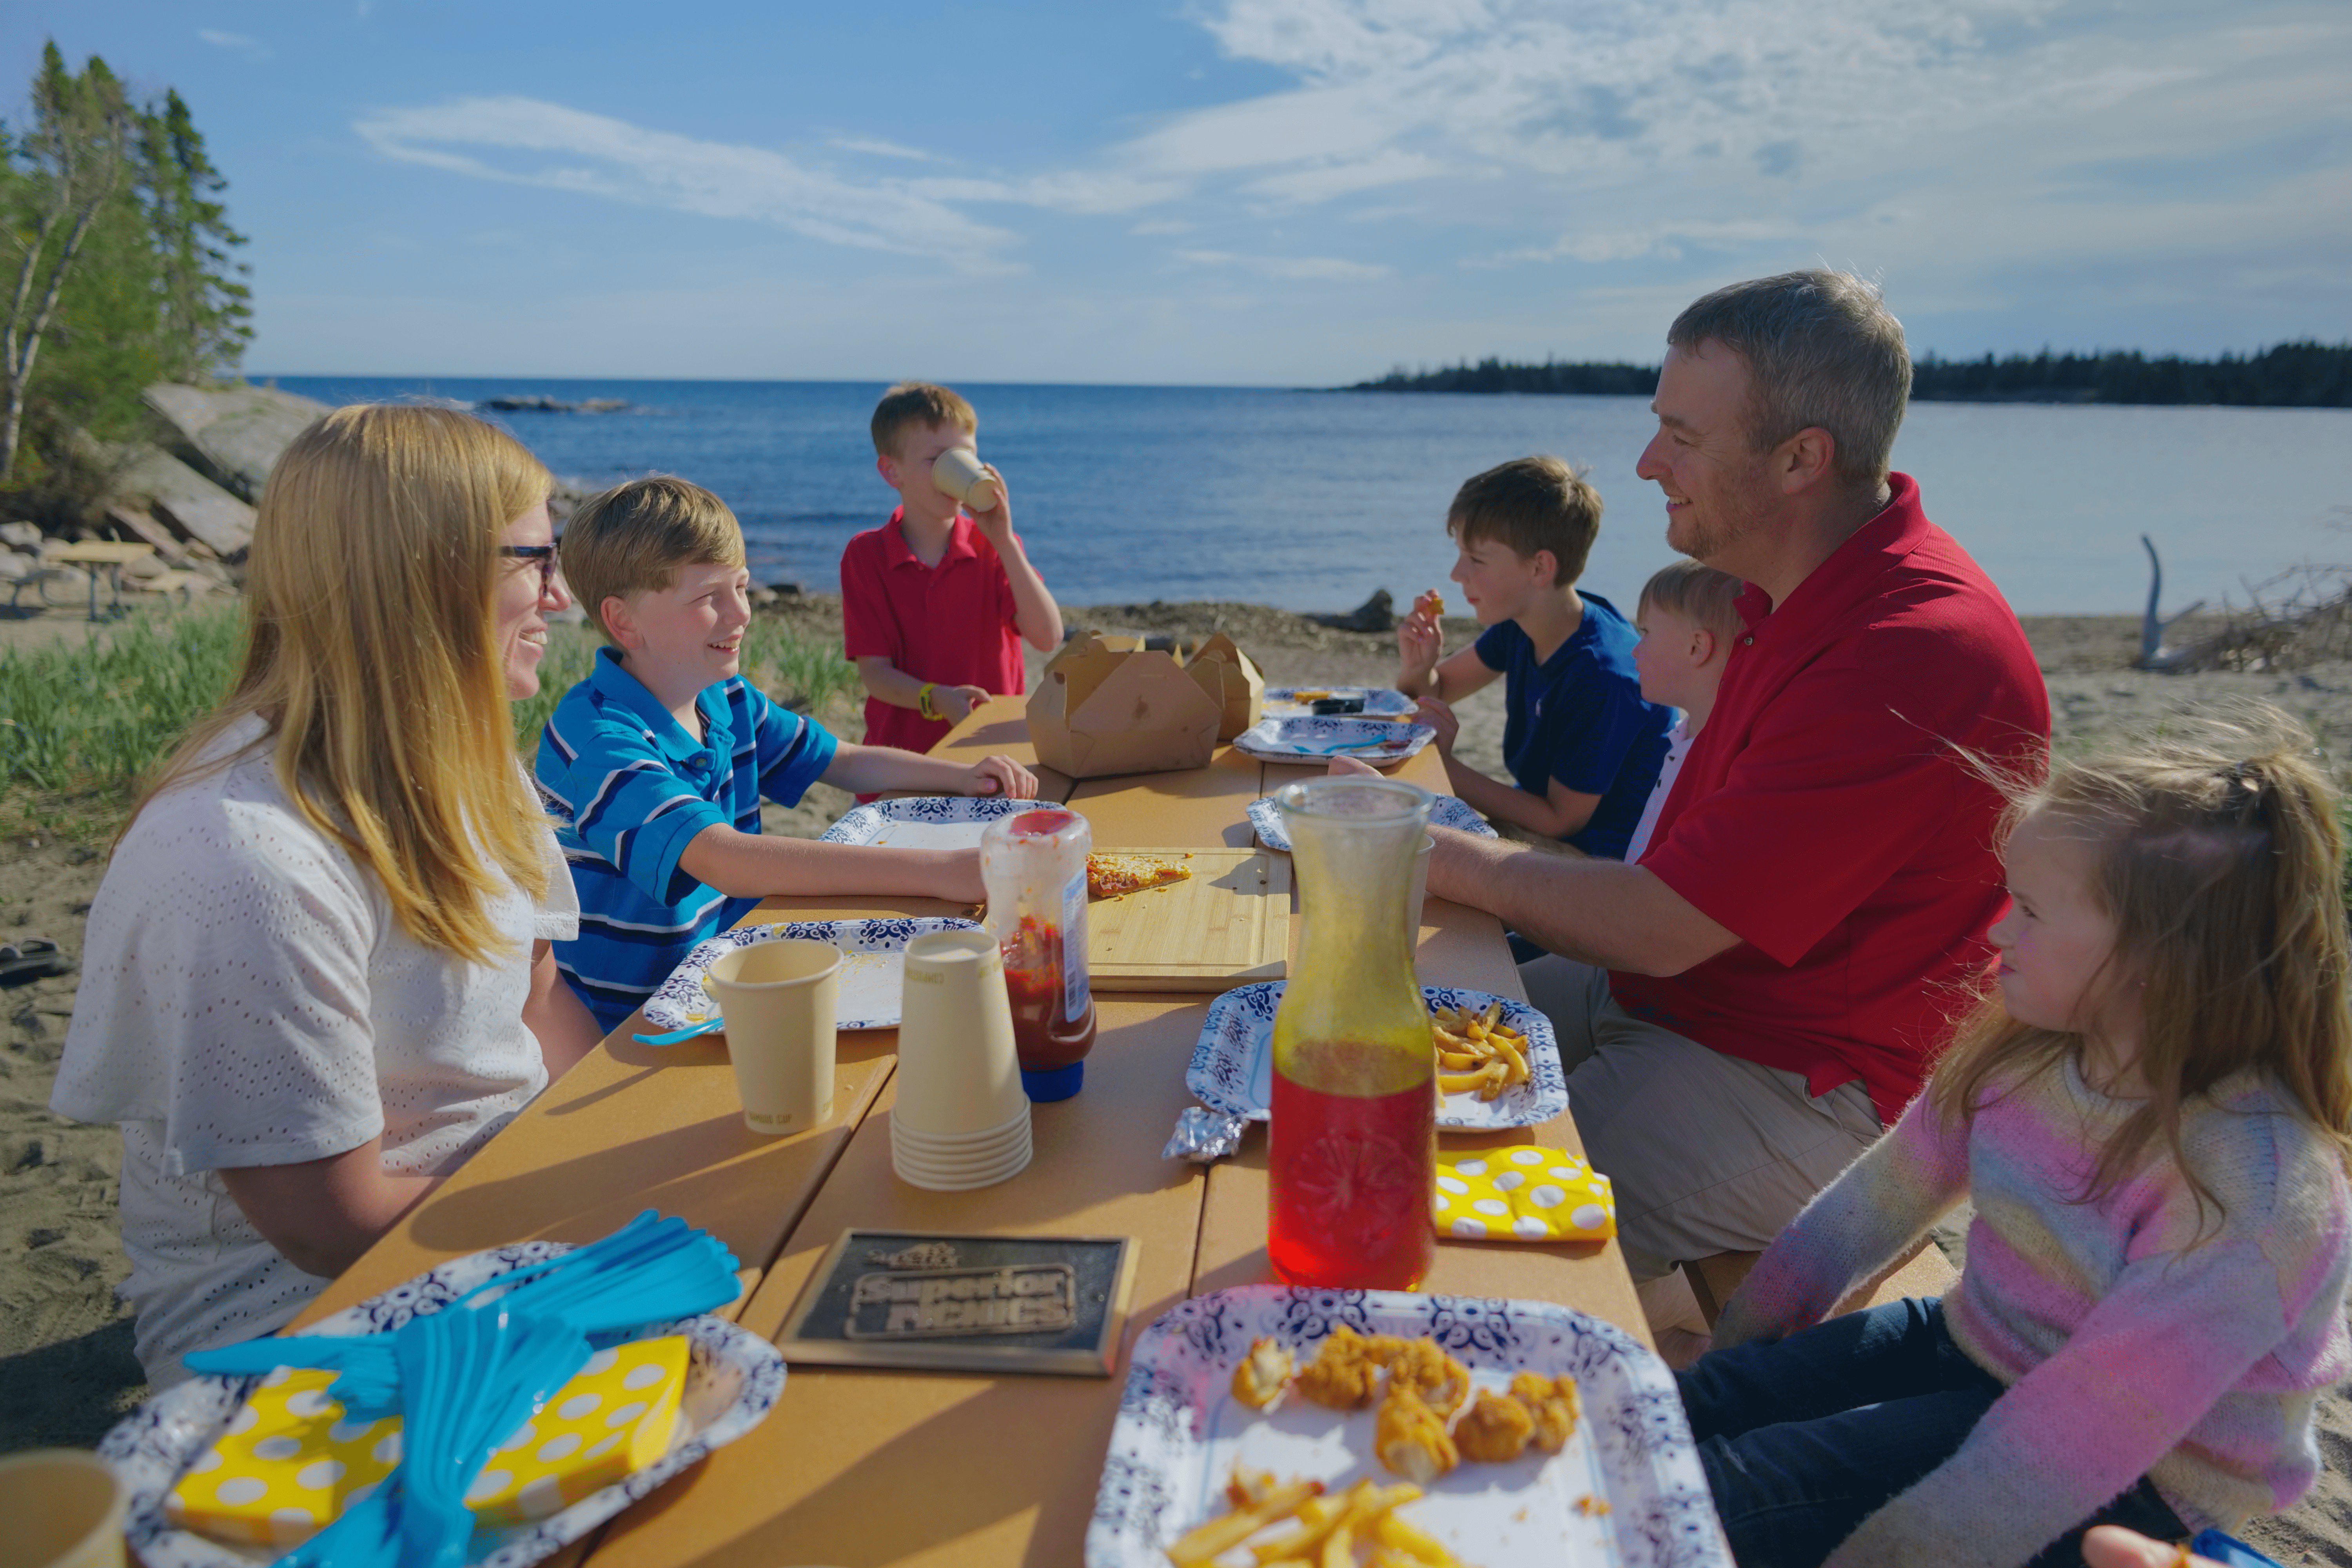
[{"x1": 917, "y1": 682, "x2": 938, "y2": 721}]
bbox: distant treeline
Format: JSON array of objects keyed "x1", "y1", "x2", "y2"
[{"x1": 1350, "y1": 341, "x2": 2352, "y2": 407}]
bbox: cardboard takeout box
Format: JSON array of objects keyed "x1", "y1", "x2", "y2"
[
  {"x1": 1184, "y1": 633, "x2": 1264, "y2": 741},
  {"x1": 1027, "y1": 634, "x2": 1222, "y2": 778}
]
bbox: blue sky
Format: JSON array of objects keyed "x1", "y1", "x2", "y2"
[{"x1": 4, "y1": 0, "x2": 2347, "y2": 383}]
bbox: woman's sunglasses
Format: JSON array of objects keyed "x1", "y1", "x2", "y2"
[{"x1": 500, "y1": 543, "x2": 561, "y2": 595}]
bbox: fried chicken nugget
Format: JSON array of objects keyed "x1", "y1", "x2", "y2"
[
  {"x1": 1296, "y1": 1323, "x2": 1383, "y2": 1410},
  {"x1": 1452, "y1": 1388, "x2": 1535, "y2": 1464},
  {"x1": 1381, "y1": 1338, "x2": 1472, "y2": 1415},
  {"x1": 1373, "y1": 1384, "x2": 1458, "y2": 1485},
  {"x1": 1510, "y1": 1370, "x2": 1581, "y2": 1453},
  {"x1": 1230, "y1": 1336, "x2": 1296, "y2": 1411}
]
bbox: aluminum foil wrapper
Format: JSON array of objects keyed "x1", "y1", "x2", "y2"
[{"x1": 1162, "y1": 1105, "x2": 1249, "y2": 1163}]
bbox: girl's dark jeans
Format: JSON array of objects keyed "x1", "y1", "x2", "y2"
[{"x1": 1676, "y1": 1297, "x2": 2186, "y2": 1567}]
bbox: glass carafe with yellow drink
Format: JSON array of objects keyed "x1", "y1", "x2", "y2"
[{"x1": 1267, "y1": 776, "x2": 1436, "y2": 1289}]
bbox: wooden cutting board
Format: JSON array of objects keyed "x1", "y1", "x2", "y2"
[{"x1": 1087, "y1": 847, "x2": 1289, "y2": 991}]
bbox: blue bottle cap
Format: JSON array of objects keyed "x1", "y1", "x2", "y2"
[{"x1": 1021, "y1": 1062, "x2": 1084, "y2": 1102}]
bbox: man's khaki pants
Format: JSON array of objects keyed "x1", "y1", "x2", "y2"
[{"x1": 1520, "y1": 955, "x2": 1882, "y2": 1282}]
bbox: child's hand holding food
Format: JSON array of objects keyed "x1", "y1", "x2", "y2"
[{"x1": 1397, "y1": 587, "x2": 1446, "y2": 682}]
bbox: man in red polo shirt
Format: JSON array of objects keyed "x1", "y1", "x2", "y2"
[
  {"x1": 842, "y1": 382, "x2": 1065, "y2": 755},
  {"x1": 1426, "y1": 270, "x2": 2049, "y2": 1288}
]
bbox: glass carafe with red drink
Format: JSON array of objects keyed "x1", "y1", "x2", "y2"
[
  {"x1": 980, "y1": 808, "x2": 1098, "y2": 1102},
  {"x1": 1267, "y1": 776, "x2": 1436, "y2": 1289}
]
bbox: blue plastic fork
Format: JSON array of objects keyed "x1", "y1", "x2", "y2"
[{"x1": 632, "y1": 1017, "x2": 725, "y2": 1045}]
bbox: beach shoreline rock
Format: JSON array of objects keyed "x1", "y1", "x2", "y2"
[{"x1": 142, "y1": 383, "x2": 332, "y2": 505}]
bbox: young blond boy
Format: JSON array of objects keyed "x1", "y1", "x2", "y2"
[
  {"x1": 1624, "y1": 558, "x2": 1745, "y2": 863},
  {"x1": 1397, "y1": 456, "x2": 1671, "y2": 859},
  {"x1": 840, "y1": 382, "x2": 1063, "y2": 755},
  {"x1": 536, "y1": 476, "x2": 1037, "y2": 1031}
]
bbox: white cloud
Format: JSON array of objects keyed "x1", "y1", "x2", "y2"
[
  {"x1": 1178, "y1": 249, "x2": 1391, "y2": 280},
  {"x1": 197, "y1": 29, "x2": 267, "y2": 57},
  {"x1": 1468, "y1": 218, "x2": 1795, "y2": 268},
  {"x1": 353, "y1": 96, "x2": 1020, "y2": 268},
  {"x1": 1131, "y1": 218, "x2": 1194, "y2": 235},
  {"x1": 828, "y1": 134, "x2": 942, "y2": 162}
]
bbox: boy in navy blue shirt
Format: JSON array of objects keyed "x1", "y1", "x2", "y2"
[
  {"x1": 1395, "y1": 456, "x2": 1670, "y2": 858},
  {"x1": 535, "y1": 477, "x2": 1037, "y2": 1032}
]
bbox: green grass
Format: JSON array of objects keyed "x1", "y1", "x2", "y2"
[
  {"x1": 0, "y1": 606, "x2": 858, "y2": 835},
  {"x1": 0, "y1": 604, "x2": 245, "y2": 820}
]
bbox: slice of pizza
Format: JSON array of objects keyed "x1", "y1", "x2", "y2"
[{"x1": 1086, "y1": 852, "x2": 1194, "y2": 901}]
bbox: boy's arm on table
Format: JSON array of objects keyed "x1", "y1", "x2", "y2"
[
  {"x1": 221, "y1": 1143, "x2": 445, "y2": 1280},
  {"x1": 1416, "y1": 696, "x2": 1600, "y2": 838},
  {"x1": 821, "y1": 740, "x2": 1036, "y2": 800},
  {"x1": 1826, "y1": 1232, "x2": 2300, "y2": 1568},
  {"x1": 966, "y1": 469, "x2": 1062, "y2": 653},
  {"x1": 677, "y1": 823, "x2": 986, "y2": 903},
  {"x1": 1712, "y1": 1094, "x2": 1969, "y2": 1349}
]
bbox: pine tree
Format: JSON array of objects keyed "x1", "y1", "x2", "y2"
[{"x1": 0, "y1": 44, "x2": 251, "y2": 489}]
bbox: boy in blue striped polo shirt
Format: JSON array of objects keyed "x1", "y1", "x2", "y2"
[{"x1": 535, "y1": 477, "x2": 1038, "y2": 1032}]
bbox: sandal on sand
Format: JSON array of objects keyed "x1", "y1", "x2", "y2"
[{"x1": 0, "y1": 938, "x2": 72, "y2": 987}]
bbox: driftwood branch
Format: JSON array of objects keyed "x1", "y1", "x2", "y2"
[{"x1": 2137, "y1": 547, "x2": 2352, "y2": 674}]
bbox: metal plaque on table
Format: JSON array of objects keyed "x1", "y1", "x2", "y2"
[{"x1": 773, "y1": 1230, "x2": 1140, "y2": 1376}]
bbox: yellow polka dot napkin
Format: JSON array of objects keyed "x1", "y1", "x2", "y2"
[
  {"x1": 1433, "y1": 1146, "x2": 1615, "y2": 1242},
  {"x1": 165, "y1": 1334, "x2": 688, "y2": 1546}
]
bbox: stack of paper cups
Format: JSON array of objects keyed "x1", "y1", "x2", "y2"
[
  {"x1": 890, "y1": 929, "x2": 1033, "y2": 1191},
  {"x1": 930, "y1": 445, "x2": 1003, "y2": 513}
]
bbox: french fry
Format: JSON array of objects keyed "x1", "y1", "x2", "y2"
[
  {"x1": 1488, "y1": 1032, "x2": 1530, "y2": 1086},
  {"x1": 1437, "y1": 1049, "x2": 1483, "y2": 1071},
  {"x1": 1438, "y1": 1069, "x2": 1490, "y2": 1095},
  {"x1": 1251, "y1": 1480, "x2": 1370, "y2": 1564},
  {"x1": 1479, "y1": 1000, "x2": 1502, "y2": 1031},
  {"x1": 1371, "y1": 1509, "x2": 1459, "y2": 1565},
  {"x1": 1477, "y1": 1060, "x2": 1511, "y2": 1101},
  {"x1": 1166, "y1": 1478, "x2": 1322, "y2": 1565}
]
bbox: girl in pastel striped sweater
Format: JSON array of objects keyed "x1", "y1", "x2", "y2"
[{"x1": 1679, "y1": 703, "x2": 2352, "y2": 1568}]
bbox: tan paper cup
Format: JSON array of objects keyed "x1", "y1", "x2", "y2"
[
  {"x1": 893, "y1": 1124, "x2": 1033, "y2": 1190},
  {"x1": 1408, "y1": 833, "x2": 1434, "y2": 935},
  {"x1": 892, "y1": 1111, "x2": 1030, "y2": 1166},
  {"x1": 707, "y1": 940, "x2": 840, "y2": 1137},
  {"x1": 894, "y1": 929, "x2": 1028, "y2": 1138},
  {"x1": 0, "y1": 1450, "x2": 126, "y2": 1568},
  {"x1": 930, "y1": 445, "x2": 1002, "y2": 512}
]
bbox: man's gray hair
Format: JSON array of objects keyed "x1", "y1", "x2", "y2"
[{"x1": 1667, "y1": 270, "x2": 1911, "y2": 488}]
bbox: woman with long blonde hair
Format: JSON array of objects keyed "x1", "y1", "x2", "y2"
[
  {"x1": 52, "y1": 404, "x2": 601, "y2": 1388},
  {"x1": 1676, "y1": 702, "x2": 2352, "y2": 1567}
]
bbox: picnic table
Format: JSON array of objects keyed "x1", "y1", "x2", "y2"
[
  {"x1": 47, "y1": 540, "x2": 154, "y2": 620},
  {"x1": 289, "y1": 695, "x2": 1650, "y2": 1568}
]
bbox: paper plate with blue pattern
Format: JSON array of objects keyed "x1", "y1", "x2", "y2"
[
  {"x1": 1262, "y1": 685, "x2": 1418, "y2": 718},
  {"x1": 642, "y1": 916, "x2": 984, "y2": 1034},
  {"x1": 819, "y1": 795, "x2": 1070, "y2": 851},
  {"x1": 1232, "y1": 715, "x2": 1436, "y2": 765},
  {"x1": 1187, "y1": 982, "x2": 1567, "y2": 1131},
  {"x1": 1247, "y1": 792, "x2": 1497, "y2": 851},
  {"x1": 101, "y1": 1241, "x2": 785, "y2": 1568},
  {"x1": 1087, "y1": 1284, "x2": 1729, "y2": 1568}
]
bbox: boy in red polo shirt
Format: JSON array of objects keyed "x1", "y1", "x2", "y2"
[{"x1": 840, "y1": 383, "x2": 1065, "y2": 755}]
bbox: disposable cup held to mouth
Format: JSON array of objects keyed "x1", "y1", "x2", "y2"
[
  {"x1": 931, "y1": 446, "x2": 1002, "y2": 513},
  {"x1": 0, "y1": 1450, "x2": 127, "y2": 1568},
  {"x1": 706, "y1": 940, "x2": 840, "y2": 1136}
]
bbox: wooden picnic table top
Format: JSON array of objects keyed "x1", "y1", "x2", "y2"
[
  {"x1": 49, "y1": 540, "x2": 156, "y2": 565},
  {"x1": 297, "y1": 693, "x2": 1647, "y2": 1568}
]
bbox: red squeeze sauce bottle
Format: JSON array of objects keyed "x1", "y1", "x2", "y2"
[{"x1": 979, "y1": 808, "x2": 1097, "y2": 1101}]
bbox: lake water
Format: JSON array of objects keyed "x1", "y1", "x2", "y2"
[{"x1": 270, "y1": 377, "x2": 2352, "y2": 617}]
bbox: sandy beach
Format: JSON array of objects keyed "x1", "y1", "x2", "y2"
[{"x1": 5, "y1": 597, "x2": 2350, "y2": 1561}]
